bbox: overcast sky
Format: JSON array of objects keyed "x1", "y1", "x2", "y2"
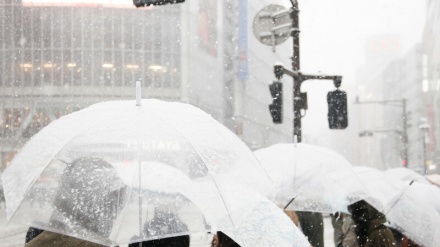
[{"x1": 276, "y1": 0, "x2": 427, "y2": 144}]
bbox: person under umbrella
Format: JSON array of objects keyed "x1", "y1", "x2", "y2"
[
  {"x1": 211, "y1": 231, "x2": 240, "y2": 247},
  {"x1": 25, "y1": 157, "x2": 128, "y2": 246},
  {"x1": 128, "y1": 208, "x2": 190, "y2": 247},
  {"x1": 347, "y1": 200, "x2": 395, "y2": 247}
]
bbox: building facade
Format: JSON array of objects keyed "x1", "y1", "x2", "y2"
[
  {"x1": 356, "y1": 35, "x2": 425, "y2": 170},
  {"x1": 422, "y1": 0, "x2": 440, "y2": 173},
  {"x1": 0, "y1": 0, "x2": 294, "y2": 170}
]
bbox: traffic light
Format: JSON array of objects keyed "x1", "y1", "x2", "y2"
[
  {"x1": 327, "y1": 89, "x2": 348, "y2": 129},
  {"x1": 133, "y1": 0, "x2": 185, "y2": 7},
  {"x1": 269, "y1": 81, "x2": 283, "y2": 124}
]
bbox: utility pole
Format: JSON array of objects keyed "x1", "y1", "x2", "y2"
[
  {"x1": 402, "y1": 99, "x2": 408, "y2": 167},
  {"x1": 419, "y1": 118, "x2": 430, "y2": 174},
  {"x1": 253, "y1": 1, "x2": 346, "y2": 142},
  {"x1": 355, "y1": 97, "x2": 409, "y2": 167},
  {"x1": 291, "y1": 0, "x2": 301, "y2": 141},
  {"x1": 274, "y1": 1, "x2": 345, "y2": 142}
]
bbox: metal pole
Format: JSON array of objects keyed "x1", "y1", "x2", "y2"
[
  {"x1": 291, "y1": 0, "x2": 302, "y2": 142},
  {"x1": 402, "y1": 98, "x2": 409, "y2": 167},
  {"x1": 422, "y1": 131, "x2": 427, "y2": 175}
]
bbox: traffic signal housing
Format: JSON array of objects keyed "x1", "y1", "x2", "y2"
[
  {"x1": 327, "y1": 89, "x2": 348, "y2": 129},
  {"x1": 133, "y1": 0, "x2": 185, "y2": 7},
  {"x1": 269, "y1": 81, "x2": 283, "y2": 124}
]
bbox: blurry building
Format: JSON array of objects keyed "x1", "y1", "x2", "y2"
[
  {"x1": 422, "y1": 0, "x2": 440, "y2": 174},
  {"x1": 0, "y1": 0, "x2": 293, "y2": 170},
  {"x1": 356, "y1": 35, "x2": 425, "y2": 170}
]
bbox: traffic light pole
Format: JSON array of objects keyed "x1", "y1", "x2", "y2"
[
  {"x1": 292, "y1": 1, "x2": 301, "y2": 141},
  {"x1": 273, "y1": 0, "x2": 343, "y2": 142},
  {"x1": 355, "y1": 98, "x2": 409, "y2": 167}
]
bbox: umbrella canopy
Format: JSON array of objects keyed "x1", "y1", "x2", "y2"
[
  {"x1": 220, "y1": 198, "x2": 310, "y2": 247},
  {"x1": 426, "y1": 174, "x2": 440, "y2": 187},
  {"x1": 254, "y1": 143, "x2": 369, "y2": 213},
  {"x1": 354, "y1": 166, "x2": 440, "y2": 247},
  {"x1": 408, "y1": 181, "x2": 440, "y2": 215},
  {"x1": 1, "y1": 99, "x2": 275, "y2": 246},
  {"x1": 385, "y1": 167, "x2": 429, "y2": 184}
]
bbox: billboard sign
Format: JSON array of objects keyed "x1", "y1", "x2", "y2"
[{"x1": 22, "y1": 0, "x2": 152, "y2": 9}]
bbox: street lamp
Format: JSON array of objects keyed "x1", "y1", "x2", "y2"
[{"x1": 419, "y1": 118, "x2": 429, "y2": 175}]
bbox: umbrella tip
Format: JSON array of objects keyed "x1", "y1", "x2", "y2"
[
  {"x1": 293, "y1": 135, "x2": 298, "y2": 146},
  {"x1": 136, "y1": 81, "x2": 142, "y2": 106}
]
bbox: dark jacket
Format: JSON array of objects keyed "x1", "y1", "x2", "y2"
[
  {"x1": 25, "y1": 230, "x2": 107, "y2": 247},
  {"x1": 296, "y1": 211, "x2": 324, "y2": 247},
  {"x1": 348, "y1": 200, "x2": 396, "y2": 247}
]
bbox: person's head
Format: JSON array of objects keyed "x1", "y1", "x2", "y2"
[
  {"x1": 54, "y1": 157, "x2": 127, "y2": 237},
  {"x1": 347, "y1": 200, "x2": 387, "y2": 246},
  {"x1": 211, "y1": 231, "x2": 240, "y2": 247},
  {"x1": 347, "y1": 200, "x2": 386, "y2": 223}
]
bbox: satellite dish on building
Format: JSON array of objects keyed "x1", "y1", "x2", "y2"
[{"x1": 252, "y1": 4, "x2": 293, "y2": 52}]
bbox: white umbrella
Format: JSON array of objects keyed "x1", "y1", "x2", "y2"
[
  {"x1": 407, "y1": 181, "x2": 440, "y2": 215},
  {"x1": 385, "y1": 167, "x2": 429, "y2": 184},
  {"x1": 426, "y1": 174, "x2": 440, "y2": 187},
  {"x1": 220, "y1": 198, "x2": 310, "y2": 247},
  {"x1": 1, "y1": 99, "x2": 275, "y2": 246},
  {"x1": 254, "y1": 143, "x2": 369, "y2": 213},
  {"x1": 354, "y1": 166, "x2": 440, "y2": 247}
]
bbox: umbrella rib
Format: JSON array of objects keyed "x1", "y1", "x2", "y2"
[
  {"x1": 207, "y1": 173, "x2": 241, "y2": 242},
  {"x1": 146, "y1": 112, "x2": 244, "y2": 240},
  {"x1": 108, "y1": 178, "x2": 134, "y2": 246}
]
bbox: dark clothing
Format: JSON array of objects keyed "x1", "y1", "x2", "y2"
[
  {"x1": 25, "y1": 227, "x2": 45, "y2": 243},
  {"x1": 25, "y1": 230, "x2": 106, "y2": 247},
  {"x1": 348, "y1": 200, "x2": 396, "y2": 247},
  {"x1": 216, "y1": 231, "x2": 240, "y2": 247},
  {"x1": 331, "y1": 213, "x2": 344, "y2": 247},
  {"x1": 129, "y1": 210, "x2": 190, "y2": 247},
  {"x1": 296, "y1": 211, "x2": 324, "y2": 247},
  {"x1": 128, "y1": 235, "x2": 190, "y2": 247}
]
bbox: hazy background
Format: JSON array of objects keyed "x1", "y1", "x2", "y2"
[{"x1": 270, "y1": 0, "x2": 426, "y2": 156}]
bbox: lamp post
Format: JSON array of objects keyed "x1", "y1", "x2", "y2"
[
  {"x1": 355, "y1": 97, "x2": 409, "y2": 167},
  {"x1": 419, "y1": 119, "x2": 429, "y2": 175}
]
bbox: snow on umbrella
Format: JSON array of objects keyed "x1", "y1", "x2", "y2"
[
  {"x1": 220, "y1": 197, "x2": 310, "y2": 247},
  {"x1": 354, "y1": 166, "x2": 440, "y2": 247},
  {"x1": 385, "y1": 167, "x2": 429, "y2": 184},
  {"x1": 254, "y1": 143, "x2": 369, "y2": 214},
  {"x1": 426, "y1": 174, "x2": 440, "y2": 187},
  {"x1": 407, "y1": 181, "x2": 440, "y2": 215},
  {"x1": 1, "y1": 99, "x2": 274, "y2": 246}
]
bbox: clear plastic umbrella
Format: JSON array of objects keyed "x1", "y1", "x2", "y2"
[
  {"x1": 408, "y1": 181, "x2": 440, "y2": 215},
  {"x1": 1, "y1": 99, "x2": 275, "y2": 246},
  {"x1": 385, "y1": 167, "x2": 429, "y2": 184},
  {"x1": 426, "y1": 174, "x2": 440, "y2": 187},
  {"x1": 354, "y1": 166, "x2": 440, "y2": 247},
  {"x1": 222, "y1": 198, "x2": 310, "y2": 247},
  {"x1": 254, "y1": 143, "x2": 369, "y2": 213}
]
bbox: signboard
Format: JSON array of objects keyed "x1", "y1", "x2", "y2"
[
  {"x1": 22, "y1": 0, "x2": 151, "y2": 9},
  {"x1": 252, "y1": 4, "x2": 292, "y2": 47}
]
